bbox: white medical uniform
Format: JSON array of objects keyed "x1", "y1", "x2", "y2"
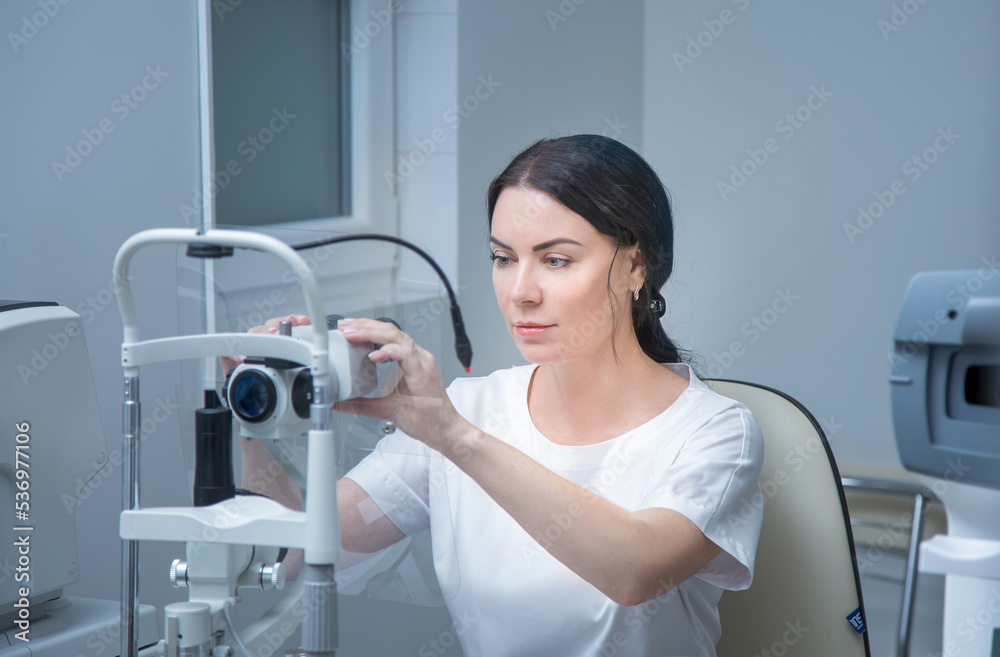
[{"x1": 345, "y1": 363, "x2": 764, "y2": 657}]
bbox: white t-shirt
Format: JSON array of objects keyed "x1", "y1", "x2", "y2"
[{"x1": 344, "y1": 363, "x2": 764, "y2": 657}]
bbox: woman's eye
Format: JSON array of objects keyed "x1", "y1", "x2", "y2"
[
  {"x1": 491, "y1": 253, "x2": 512, "y2": 267},
  {"x1": 546, "y1": 257, "x2": 569, "y2": 268}
]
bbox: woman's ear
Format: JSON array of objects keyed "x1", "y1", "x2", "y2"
[{"x1": 626, "y1": 243, "x2": 645, "y2": 282}]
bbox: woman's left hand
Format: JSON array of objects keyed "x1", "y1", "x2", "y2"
[{"x1": 332, "y1": 317, "x2": 469, "y2": 453}]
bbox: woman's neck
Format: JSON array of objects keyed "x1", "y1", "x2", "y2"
[{"x1": 528, "y1": 338, "x2": 685, "y2": 444}]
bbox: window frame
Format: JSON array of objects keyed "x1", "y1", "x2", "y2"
[{"x1": 195, "y1": 0, "x2": 398, "y2": 302}]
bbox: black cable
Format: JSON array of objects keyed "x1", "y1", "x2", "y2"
[{"x1": 290, "y1": 234, "x2": 473, "y2": 372}]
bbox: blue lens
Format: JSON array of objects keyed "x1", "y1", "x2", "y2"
[{"x1": 230, "y1": 371, "x2": 276, "y2": 422}]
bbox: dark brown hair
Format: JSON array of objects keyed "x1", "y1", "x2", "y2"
[{"x1": 487, "y1": 134, "x2": 682, "y2": 364}]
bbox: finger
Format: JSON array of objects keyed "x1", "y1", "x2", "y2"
[
  {"x1": 337, "y1": 317, "x2": 407, "y2": 343},
  {"x1": 367, "y1": 341, "x2": 419, "y2": 365},
  {"x1": 260, "y1": 314, "x2": 310, "y2": 331},
  {"x1": 262, "y1": 316, "x2": 288, "y2": 331},
  {"x1": 220, "y1": 354, "x2": 245, "y2": 375}
]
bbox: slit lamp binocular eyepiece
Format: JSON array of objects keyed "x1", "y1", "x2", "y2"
[{"x1": 224, "y1": 316, "x2": 400, "y2": 440}]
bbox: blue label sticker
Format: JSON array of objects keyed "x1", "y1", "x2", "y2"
[{"x1": 847, "y1": 607, "x2": 865, "y2": 633}]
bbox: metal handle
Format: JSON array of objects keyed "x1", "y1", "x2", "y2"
[{"x1": 112, "y1": 228, "x2": 329, "y2": 373}]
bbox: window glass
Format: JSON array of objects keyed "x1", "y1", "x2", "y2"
[{"x1": 211, "y1": 0, "x2": 351, "y2": 226}]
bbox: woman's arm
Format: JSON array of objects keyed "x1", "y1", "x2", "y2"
[
  {"x1": 239, "y1": 436, "x2": 304, "y2": 579},
  {"x1": 445, "y1": 422, "x2": 720, "y2": 606},
  {"x1": 333, "y1": 318, "x2": 721, "y2": 606},
  {"x1": 239, "y1": 436, "x2": 408, "y2": 577}
]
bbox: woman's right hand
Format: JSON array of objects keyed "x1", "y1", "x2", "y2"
[{"x1": 220, "y1": 313, "x2": 312, "y2": 376}]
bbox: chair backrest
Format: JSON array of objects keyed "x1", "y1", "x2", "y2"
[{"x1": 706, "y1": 380, "x2": 871, "y2": 657}]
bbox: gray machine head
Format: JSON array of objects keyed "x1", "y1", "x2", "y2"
[
  {"x1": 890, "y1": 270, "x2": 1000, "y2": 489},
  {"x1": 0, "y1": 301, "x2": 109, "y2": 630}
]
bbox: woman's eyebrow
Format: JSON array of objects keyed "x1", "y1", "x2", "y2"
[{"x1": 489, "y1": 237, "x2": 583, "y2": 252}]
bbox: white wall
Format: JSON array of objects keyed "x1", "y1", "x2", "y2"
[
  {"x1": 452, "y1": 0, "x2": 646, "y2": 384},
  {"x1": 393, "y1": 1, "x2": 460, "y2": 303},
  {"x1": 642, "y1": 0, "x2": 1000, "y2": 467},
  {"x1": 1, "y1": 0, "x2": 200, "y2": 618}
]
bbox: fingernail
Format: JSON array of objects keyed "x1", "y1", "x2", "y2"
[
  {"x1": 341, "y1": 327, "x2": 356, "y2": 335},
  {"x1": 266, "y1": 326, "x2": 278, "y2": 333},
  {"x1": 338, "y1": 318, "x2": 355, "y2": 325},
  {"x1": 367, "y1": 350, "x2": 379, "y2": 360}
]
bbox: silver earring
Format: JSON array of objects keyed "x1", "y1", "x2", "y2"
[{"x1": 633, "y1": 285, "x2": 641, "y2": 301}]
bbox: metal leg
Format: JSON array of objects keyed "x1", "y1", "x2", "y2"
[
  {"x1": 122, "y1": 377, "x2": 140, "y2": 657},
  {"x1": 897, "y1": 493, "x2": 926, "y2": 657},
  {"x1": 301, "y1": 564, "x2": 338, "y2": 656}
]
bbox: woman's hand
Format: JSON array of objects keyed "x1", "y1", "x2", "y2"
[
  {"x1": 332, "y1": 317, "x2": 470, "y2": 453},
  {"x1": 219, "y1": 314, "x2": 311, "y2": 376}
]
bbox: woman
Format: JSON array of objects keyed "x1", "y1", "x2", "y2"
[{"x1": 240, "y1": 135, "x2": 764, "y2": 656}]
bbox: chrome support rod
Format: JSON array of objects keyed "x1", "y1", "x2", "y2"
[
  {"x1": 121, "y1": 376, "x2": 140, "y2": 657},
  {"x1": 897, "y1": 493, "x2": 927, "y2": 657}
]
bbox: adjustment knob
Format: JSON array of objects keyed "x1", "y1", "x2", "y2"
[
  {"x1": 259, "y1": 562, "x2": 286, "y2": 590},
  {"x1": 170, "y1": 559, "x2": 189, "y2": 588}
]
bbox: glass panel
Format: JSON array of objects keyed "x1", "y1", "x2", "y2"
[{"x1": 211, "y1": 0, "x2": 350, "y2": 226}]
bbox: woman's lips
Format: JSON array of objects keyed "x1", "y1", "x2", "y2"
[{"x1": 515, "y1": 324, "x2": 553, "y2": 336}]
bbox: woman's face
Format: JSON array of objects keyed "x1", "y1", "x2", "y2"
[{"x1": 490, "y1": 186, "x2": 642, "y2": 364}]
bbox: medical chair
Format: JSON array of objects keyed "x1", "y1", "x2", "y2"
[{"x1": 706, "y1": 380, "x2": 871, "y2": 657}]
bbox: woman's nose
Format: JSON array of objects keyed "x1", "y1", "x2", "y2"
[{"x1": 509, "y1": 265, "x2": 541, "y2": 305}]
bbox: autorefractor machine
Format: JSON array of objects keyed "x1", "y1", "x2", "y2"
[{"x1": 891, "y1": 270, "x2": 1000, "y2": 656}]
